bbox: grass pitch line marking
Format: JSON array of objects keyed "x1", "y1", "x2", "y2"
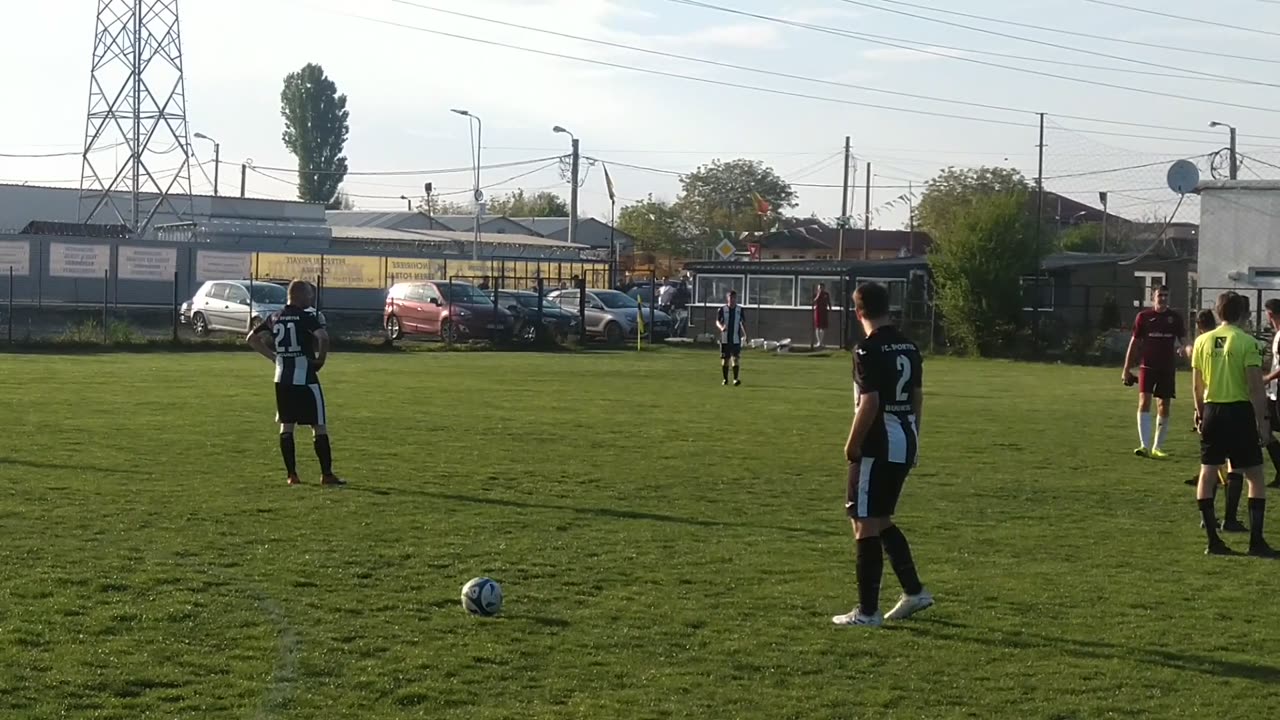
[{"x1": 252, "y1": 590, "x2": 300, "y2": 720}]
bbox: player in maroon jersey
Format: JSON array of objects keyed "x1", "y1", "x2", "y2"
[{"x1": 1122, "y1": 285, "x2": 1187, "y2": 458}]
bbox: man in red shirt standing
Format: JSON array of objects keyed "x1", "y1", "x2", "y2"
[
  {"x1": 813, "y1": 283, "x2": 833, "y2": 349},
  {"x1": 1122, "y1": 285, "x2": 1186, "y2": 458}
]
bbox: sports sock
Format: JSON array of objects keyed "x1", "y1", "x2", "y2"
[
  {"x1": 1138, "y1": 412, "x2": 1153, "y2": 450},
  {"x1": 1154, "y1": 415, "x2": 1170, "y2": 450},
  {"x1": 1199, "y1": 497, "x2": 1221, "y2": 544},
  {"x1": 1226, "y1": 473, "x2": 1244, "y2": 522},
  {"x1": 279, "y1": 433, "x2": 297, "y2": 475},
  {"x1": 732, "y1": 364, "x2": 740, "y2": 381},
  {"x1": 1267, "y1": 440, "x2": 1280, "y2": 473},
  {"x1": 314, "y1": 434, "x2": 334, "y2": 476},
  {"x1": 879, "y1": 525, "x2": 924, "y2": 596},
  {"x1": 722, "y1": 364, "x2": 729, "y2": 382},
  {"x1": 1249, "y1": 498, "x2": 1267, "y2": 547},
  {"x1": 856, "y1": 536, "x2": 884, "y2": 616}
]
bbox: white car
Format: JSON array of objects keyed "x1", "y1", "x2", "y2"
[{"x1": 183, "y1": 280, "x2": 287, "y2": 336}]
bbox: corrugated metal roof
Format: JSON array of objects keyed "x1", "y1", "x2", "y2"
[{"x1": 329, "y1": 225, "x2": 588, "y2": 249}]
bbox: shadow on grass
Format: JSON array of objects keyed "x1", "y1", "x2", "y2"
[
  {"x1": 904, "y1": 617, "x2": 1280, "y2": 683},
  {"x1": 349, "y1": 487, "x2": 826, "y2": 537},
  {"x1": 0, "y1": 456, "x2": 135, "y2": 475}
]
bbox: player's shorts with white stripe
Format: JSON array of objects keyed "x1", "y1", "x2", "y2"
[
  {"x1": 846, "y1": 458, "x2": 911, "y2": 519},
  {"x1": 275, "y1": 383, "x2": 327, "y2": 426}
]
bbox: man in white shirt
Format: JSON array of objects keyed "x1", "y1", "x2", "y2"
[{"x1": 1263, "y1": 299, "x2": 1280, "y2": 488}]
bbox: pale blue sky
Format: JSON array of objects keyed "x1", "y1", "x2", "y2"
[{"x1": 3, "y1": 0, "x2": 1279, "y2": 226}]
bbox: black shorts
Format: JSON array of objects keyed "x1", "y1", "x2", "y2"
[
  {"x1": 845, "y1": 458, "x2": 911, "y2": 519},
  {"x1": 720, "y1": 343, "x2": 741, "y2": 359},
  {"x1": 1139, "y1": 366, "x2": 1176, "y2": 399},
  {"x1": 1200, "y1": 402, "x2": 1263, "y2": 468},
  {"x1": 1271, "y1": 397, "x2": 1280, "y2": 433},
  {"x1": 275, "y1": 383, "x2": 327, "y2": 426}
]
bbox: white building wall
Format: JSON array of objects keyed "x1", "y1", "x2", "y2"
[{"x1": 1198, "y1": 181, "x2": 1280, "y2": 310}]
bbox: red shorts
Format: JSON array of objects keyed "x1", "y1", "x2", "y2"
[{"x1": 1139, "y1": 366, "x2": 1176, "y2": 399}]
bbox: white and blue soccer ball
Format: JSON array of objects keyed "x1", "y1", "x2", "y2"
[{"x1": 461, "y1": 577, "x2": 503, "y2": 616}]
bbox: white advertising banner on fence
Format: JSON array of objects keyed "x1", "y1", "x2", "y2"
[
  {"x1": 49, "y1": 242, "x2": 111, "y2": 278},
  {"x1": 118, "y1": 246, "x2": 177, "y2": 281},
  {"x1": 196, "y1": 251, "x2": 251, "y2": 281},
  {"x1": 0, "y1": 240, "x2": 30, "y2": 276}
]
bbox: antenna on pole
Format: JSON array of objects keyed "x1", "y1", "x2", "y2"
[{"x1": 80, "y1": 0, "x2": 194, "y2": 237}]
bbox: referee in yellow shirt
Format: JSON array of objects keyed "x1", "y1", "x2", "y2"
[{"x1": 1192, "y1": 291, "x2": 1277, "y2": 557}]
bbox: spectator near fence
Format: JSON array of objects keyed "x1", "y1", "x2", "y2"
[{"x1": 813, "y1": 283, "x2": 832, "y2": 349}]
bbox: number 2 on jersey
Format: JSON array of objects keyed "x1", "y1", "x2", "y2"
[
  {"x1": 273, "y1": 322, "x2": 301, "y2": 353},
  {"x1": 894, "y1": 355, "x2": 912, "y2": 402}
]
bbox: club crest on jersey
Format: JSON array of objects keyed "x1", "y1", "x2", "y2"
[{"x1": 1215, "y1": 337, "x2": 1227, "y2": 349}]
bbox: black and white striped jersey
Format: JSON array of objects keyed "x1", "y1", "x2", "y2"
[
  {"x1": 252, "y1": 305, "x2": 324, "y2": 386},
  {"x1": 853, "y1": 325, "x2": 922, "y2": 465},
  {"x1": 718, "y1": 304, "x2": 746, "y2": 345}
]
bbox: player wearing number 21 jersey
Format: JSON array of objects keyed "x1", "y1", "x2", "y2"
[
  {"x1": 247, "y1": 280, "x2": 344, "y2": 487},
  {"x1": 833, "y1": 282, "x2": 931, "y2": 628}
]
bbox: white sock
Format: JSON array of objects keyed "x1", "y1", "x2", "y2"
[
  {"x1": 1155, "y1": 415, "x2": 1170, "y2": 451},
  {"x1": 816, "y1": 329, "x2": 825, "y2": 347},
  {"x1": 1138, "y1": 412, "x2": 1153, "y2": 450}
]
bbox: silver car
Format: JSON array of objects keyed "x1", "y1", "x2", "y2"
[
  {"x1": 548, "y1": 288, "x2": 672, "y2": 345},
  {"x1": 184, "y1": 280, "x2": 287, "y2": 336}
]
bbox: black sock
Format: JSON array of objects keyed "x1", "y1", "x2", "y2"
[
  {"x1": 1199, "y1": 498, "x2": 1221, "y2": 544},
  {"x1": 732, "y1": 364, "x2": 740, "y2": 380},
  {"x1": 314, "y1": 434, "x2": 333, "y2": 475},
  {"x1": 722, "y1": 364, "x2": 729, "y2": 382},
  {"x1": 880, "y1": 525, "x2": 924, "y2": 596},
  {"x1": 1249, "y1": 498, "x2": 1267, "y2": 546},
  {"x1": 1268, "y1": 441, "x2": 1280, "y2": 474},
  {"x1": 279, "y1": 433, "x2": 297, "y2": 475},
  {"x1": 856, "y1": 536, "x2": 884, "y2": 616},
  {"x1": 1226, "y1": 473, "x2": 1244, "y2": 522}
]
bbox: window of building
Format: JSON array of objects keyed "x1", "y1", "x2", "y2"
[
  {"x1": 746, "y1": 275, "x2": 796, "y2": 307},
  {"x1": 1134, "y1": 271, "x2": 1167, "y2": 306},
  {"x1": 1020, "y1": 275, "x2": 1055, "y2": 312},
  {"x1": 695, "y1": 274, "x2": 745, "y2": 305},
  {"x1": 798, "y1": 276, "x2": 843, "y2": 309},
  {"x1": 855, "y1": 277, "x2": 907, "y2": 311}
]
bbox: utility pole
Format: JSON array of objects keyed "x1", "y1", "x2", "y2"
[
  {"x1": 211, "y1": 143, "x2": 220, "y2": 196},
  {"x1": 908, "y1": 181, "x2": 916, "y2": 255},
  {"x1": 861, "y1": 161, "x2": 872, "y2": 260},
  {"x1": 400, "y1": 195, "x2": 412, "y2": 211},
  {"x1": 569, "y1": 137, "x2": 581, "y2": 248},
  {"x1": 1230, "y1": 126, "x2": 1239, "y2": 180},
  {"x1": 1033, "y1": 112, "x2": 1046, "y2": 350},
  {"x1": 838, "y1": 135, "x2": 851, "y2": 261},
  {"x1": 240, "y1": 162, "x2": 247, "y2": 198},
  {"x1": 1099, "y1": 191, "x2": 1109, "y2": 253}
]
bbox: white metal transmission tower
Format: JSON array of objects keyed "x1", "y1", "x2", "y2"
[{"x1": 80, "y1": 0, "x2": 193, "y2": 237}]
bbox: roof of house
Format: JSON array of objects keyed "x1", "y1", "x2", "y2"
[
  {"x1": 686, "y1": 256, "x2": 930, "y2": 275},
  {"x1": 752, "y1": 225, "x2": 933, "y2": 254},
  {"x1": 1198, "y1": 180, "x2": 1280, "y2": 192},
  {"x1": 324, "y1": 211, "x2": 421, "y2": 228}
]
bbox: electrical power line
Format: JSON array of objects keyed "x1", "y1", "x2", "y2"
[
  {"x1": 319, "y1": 7, "x2": 1280, "y2": 147},
  {"x1": 1079, "y1": 0, "x2": 1280, "y2": 37},
  {"x1": 836, "y1": 0, "x2": 1280, "y2": 66},
  {"x1": 395, "y1": 0, "x2": 1275, "y2": 93},
  {"x1": 232, "y1": 155, "x2": 561, "y2": 177}
]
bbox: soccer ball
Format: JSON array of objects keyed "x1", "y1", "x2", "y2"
[{"x1": 461, "y1": 577, "x2": 503, "y2": 616}]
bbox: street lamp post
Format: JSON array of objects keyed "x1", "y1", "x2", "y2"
[
  {"x1": 452, "y1": 109, "x2": 483, "y2": 260},
  {"x1": 1209, "y1": 121, "x2": 1238, "y2": 180},
  {"x1": 399, "y1": 195, "x2": 412, "y2": 212},
  {"x1": 553, "y1": 125, "x2": 580, "y2": 250},
  {"x1": 193, "y1": 132, "x2": 220, "y2": 196}
]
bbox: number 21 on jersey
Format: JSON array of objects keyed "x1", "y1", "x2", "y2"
[{"x1": 273, "y1": 322, "x2": 301, "y2": 353}]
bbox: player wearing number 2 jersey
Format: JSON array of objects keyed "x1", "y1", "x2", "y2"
[
  {"x1": 833, "y1": 282, "x2": 931, "y2": 628},
  {"x1": 248, "y1": 280, "x2": 344, "y2": 486}
]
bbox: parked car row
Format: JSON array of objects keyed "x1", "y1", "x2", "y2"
[{"x1": 179, "y1": 278, "x2": 671, "y2": 346}]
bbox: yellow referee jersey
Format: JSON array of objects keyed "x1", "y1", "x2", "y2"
[{"x1": 1191, "y1": 324, "x2": 1262, "y2": 403}]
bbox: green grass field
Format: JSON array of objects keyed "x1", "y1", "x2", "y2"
[{"x1": 1, "y1": 348, "x2": 1278, "y2": 719}]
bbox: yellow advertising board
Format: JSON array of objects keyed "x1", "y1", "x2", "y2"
[
  {"x1": 254, "y1": 253, "x2": 384, "y2": 289},
  {"x1": 386, "y1": 257, "x2": 445, "y2": 283}
]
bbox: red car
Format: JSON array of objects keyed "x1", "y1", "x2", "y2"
[{"x1": 384, "y1": 281, "x2": 513, "y2": 343}]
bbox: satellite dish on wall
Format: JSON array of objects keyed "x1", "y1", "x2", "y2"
[{"x1": 1167, "y1": 160, "x2": 1201, "y2": 195}]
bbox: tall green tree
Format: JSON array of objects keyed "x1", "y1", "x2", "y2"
[
  {"x1": 675, "y1": 158, "x2": 796, "y2": 238},
  {"x1": 617, "y1": 195, "x2": 687, "y2": 255},
  {"x1": 928, "y1": 189, "x2": 1042, "y2": 356},
  {"x1": 914, "y1": 166, "x2": 1029, "y2": 238},
  {"x1": 488, "y1": 189, "x2": 569, "y2": 217},
  {"x1": 416, "y1": 197, "x2": 473, "y2": 215},
  {"x1": 280, "y1": 63, "x2": 350, "y2": 207}
]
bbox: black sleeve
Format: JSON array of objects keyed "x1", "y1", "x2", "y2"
[
  {"x1": 913, "y1": 352, "x2": 924, "y2": 389},
  {"x1": 853, "y1": 344, "x2": 885, "y2": 393},
  {"x1": 717, "y1": 307, "x2": 725, "y2": 324},
  {"x1": 300, "y1": 312, "x2": 323, "y2": 335}
]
